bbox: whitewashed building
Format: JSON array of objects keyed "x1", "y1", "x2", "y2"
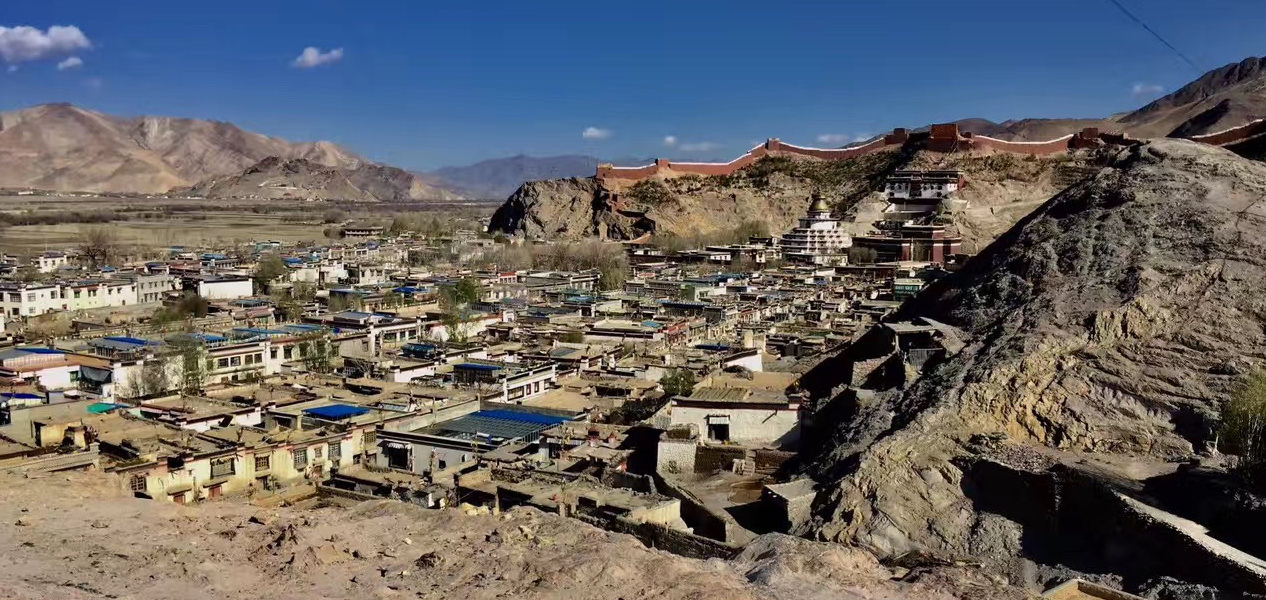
[{"x1": 779, "y1": 195, "x2": 851, "y2": 265}]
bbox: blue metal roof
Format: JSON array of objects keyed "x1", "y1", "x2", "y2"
[
  {"x1": 476, "y1": 409, "x2": 570, "y2": 426},
  {"x1": 103, "y1": 336, "x2": 159, "y2": 347},
  {"x1": 454, "y1": 363, "x2": 502, "y2": 371},
  {"x1": 303, "y1": 404, "x2": 371, "y2": 420},
  {"x1": 0, "y1": 392, "x2": 42, "y2": 400},
  {"x1": 15, "y1": 346, "x2": 65, "y2": 355}
]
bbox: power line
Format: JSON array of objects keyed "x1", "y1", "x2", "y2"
[{"x1": 1104, "y1": 0, "x2": 1203, "y2": 74}]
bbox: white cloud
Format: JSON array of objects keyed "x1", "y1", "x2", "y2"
[
  {"x1": 6, "y1": 65, "x2": 17, "y2": 73},
  {"x1": 56, "y1": 56, "x2": 82, "y2": 71},
  {"x1": 0, "y1": 25, "x2": 91, "y2": 64},
  {"x1": 582, "y1": 126, "x2": 612, "y2": 140},
  {"x1": 83, "y1": 76, "x2": 103, "y2": 90},
  {"x1": 816, "y1": 134, "x2": 849, "y2": 145},
  {"x1": 1132, "y1": 82, "x2": 1164, "y2": 96},
  {"x1": 680, "y1": 141, "x2": 720, "y2": 152},
  {"x1": 663, "y1": 135, "x2": 678, "y2": 147},
  {"x1": 292, "y1": 46, "x2": 344, "y2": 68}
]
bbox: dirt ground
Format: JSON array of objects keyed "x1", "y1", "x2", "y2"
[{"x1": 0, "y1": 471, "x2": 1029, "y2": 600}]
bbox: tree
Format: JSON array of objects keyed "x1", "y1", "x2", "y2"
[
  {"x1": 438, "y1": 278, "x2": 481, "y2": 343},
  {"x1": 1221, "y1": 370, "x2": 1266, "y2": 484},
  {"x1": 252, "y1": 253, "x2": 289, "y2": 294},
  {"x1": 170, "y1": 336, "x2": 207, "y2": 396},
  {"x1": 848, "y1": 246, "x2": 878, "y2": 265},
  {"x1": 78, "y1": 226, "x2": 119, "y2": 269},
  {"x1": 322, "y1": 209, "x2": 347, "y2": 224},
  {"x1": 152, "y1": 294, "x2": 210, "y2": 325},
  {"x1": 122, "y1": 354, "x2": 173, "y2": 398},
  {"x1": 660, "y1": 369, "x2": 697, "y2": 397},
  {"x1": 298, "y1": 332, "x2": 333, "y2": 374}
]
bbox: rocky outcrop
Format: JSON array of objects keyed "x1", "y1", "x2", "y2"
[
  {"x1": 800, "y1": 140, "x2": 1266, "y2": 594},
  {"x1": 183, "y1": 156, "x2": 460, "y2": 201}
]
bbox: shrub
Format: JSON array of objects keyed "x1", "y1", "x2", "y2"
[{"x1": 1221, "y1": 370, "x2": 1266, "y2": 484}]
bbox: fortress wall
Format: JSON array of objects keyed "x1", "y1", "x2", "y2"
[
  {"x1": 970, "y1": 134, "x2": 1074, "y2": 155},
  {"x1": 1190, "y1": 118, "x2": 1266, "y2": 146}
]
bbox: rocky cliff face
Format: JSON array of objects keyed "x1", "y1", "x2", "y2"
[{"x1": 799, "y1": 139, "x2": 1266, "y2": 594}]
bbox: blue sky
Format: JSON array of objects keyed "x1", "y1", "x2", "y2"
[{"x1": 1, "y1": 0, "x2": 1265, "y2": 170}]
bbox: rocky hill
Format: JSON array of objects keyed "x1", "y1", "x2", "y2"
[
  {"x1": 0, "y1": 103, "x2": 454, "y2": 198},
  {"x1": 0, "y1": 471, "x2": 1026, "y2": 600},
  {"x1": 796, "y1": 139, "x2": 1266, "y2": 596},
  {"x1": 183, "y1": 156, "x2": 461, "y2": 202},
  {"x1": 490, "y1": 55, "x2": 1266, "y2": 244},
  {"x1": 489, "y1": 146, "x2": 1098, "y2": 246}
]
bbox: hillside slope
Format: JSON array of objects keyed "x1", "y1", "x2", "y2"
[
  {"x1": 0, "y1": 472, "x2": 1025, "y2": 600},
  {"x1": 0, "y1": 103, "x2": 436, "y2": 196},
  {"x1": 1119, "y1": 55, "x2": 1266, "y2": 138},
  {"x1": 799, "y1": 139, "x2": 1266, "y2": 595},
  {"x1": 184, "y1": 156, "x2": 461, "y2": 201}
]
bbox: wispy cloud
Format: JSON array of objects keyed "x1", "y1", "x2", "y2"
[
  {"x1": 1131, "y1": 82, "x2": 1164, "y2": 96},
  {"x1": 292, "y1": 46, "x2": 343, "y2": 68},
  {"x1": 680, "y1": 141, "x2": 720, "y2": 152},
  {"x1": 582, "y1": 126, "x2": 612, "y2": 140},
  {"x1": 56, "y1": 55, "x2": 82, "y2": 71},
  {"x1": 662, "y1": 135, "x2": 678, "y2": 147},
  {"x1": 0, "y1": 25, "x2": 91, "y2": 64},
  {"x1": 816, "y1": 134, "x2": 849, "y2": 145},
  {"x1": 83, "y1": 76, "x2": 103, "y2": 90},
  {"x1": 6, "y1": 65, "x2": 17, "y2": 73}
]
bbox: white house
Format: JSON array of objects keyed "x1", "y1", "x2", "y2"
[{"x1": 198, "y1": 276, "x2": 254, "y2": 300}]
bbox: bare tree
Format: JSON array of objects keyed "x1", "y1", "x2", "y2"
[{"x1": 78, "y1": 226, "x2": 119, "y2": 269}]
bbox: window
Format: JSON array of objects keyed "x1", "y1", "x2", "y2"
[
  {"x1": 217, "y1": 358, "x2": 229, "y2": 369},
  {"x1": 293, "y1": 448, "x2": 308, "y2": 469},
  {"x1": 313, "y1": 445, "x2": 323, "y2": 460},
  {"x1": 270, "y1": 348, "x2": 278, "y2": 360},
  {"x1": 129, "y1": 474, "x2": 147, "y2": 492},
  {"x1": 26, "y1": 293, "x2": 34, "y2": 302},
  {"x1": 210, "y1": 457, "x2": 235, "y2": 478},
  {"x1": 230, "y1": 356, "x2": 241, "y2": 367},
  {"x1": 328, "y1": 441, "x2": 341, "y2": 461},
  {"x1": 254, "y1": 454, "x2": 270, "y2": 472},
  {"x1": 362, "y1": 430, "x2": 376, "y2": 446},
  {"x1": 284, "y1": 347, "x2": 293, "y2": 359}
]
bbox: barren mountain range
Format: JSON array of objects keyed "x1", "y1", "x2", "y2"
[{"x1": 0, "y1": 102, "x2": 458, "y2": 200}]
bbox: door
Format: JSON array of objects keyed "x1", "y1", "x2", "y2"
[{"x1": 207, "y1": 484, "x2": 223, "y2": 499}]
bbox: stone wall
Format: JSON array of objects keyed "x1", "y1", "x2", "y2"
[
  {"x1": 576, "y1": 512, "x2": 740, "y2": 560},
  {"x1": 694, "y1": 445, "x2": 747, "y2": 474},
  {"x1": 653, "y1": 472, "x2": 735, "y2": 542}
]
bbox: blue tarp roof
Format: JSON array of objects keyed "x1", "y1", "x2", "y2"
[
  {"x1": 0, "y1": 392, "x2": 42, "y2": 400},
  {"x1": 454, "y1": 363, "x2": 502, "y2": 371},
  {"x1": 303, "y1": 404, "x2": 371, "y2": 420},
  {"x1": 694, "y1": 343, "x2": 730, "y2": 351}
]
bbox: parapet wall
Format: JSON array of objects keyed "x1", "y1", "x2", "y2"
[
  {"x1": 596, "y1": 119, "x2": 1266, "y2": 184},
  {"x1": 1190, "y1": 118, "x2": 1266, "y2": 147}
]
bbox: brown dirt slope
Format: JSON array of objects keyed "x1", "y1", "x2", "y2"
[
  {"x1": 800, "y1": 139, "x2": 1266, "y2": 589},
  {"x1": 0, "y1": 471, "x2": 1027, "y2": 600}
]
